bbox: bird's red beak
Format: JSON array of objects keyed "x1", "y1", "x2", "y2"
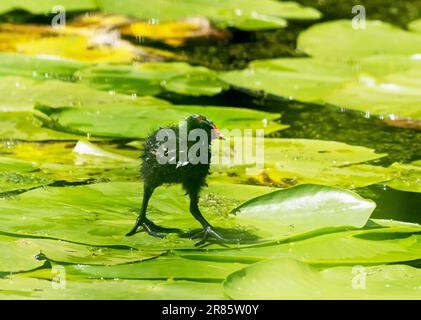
[{"x1": 212, "y1": 124, "x2": 224, "y2": 140}]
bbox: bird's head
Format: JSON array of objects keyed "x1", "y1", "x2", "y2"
[{"x1": 186, "y1": 114, "x2": 223, "y2": 140}]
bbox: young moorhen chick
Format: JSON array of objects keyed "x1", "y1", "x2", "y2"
[{"x1": 126, "y1": 114, "x2": 227, "y2": 243}]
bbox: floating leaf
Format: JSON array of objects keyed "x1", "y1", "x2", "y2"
[
  {"x1": 231, "y1": 184, "x2": 375, "y2": 240},
  {"x1": 212, "y1": 138, "x2": 390, "y2": 188},
  {"x1": 0, "y1": 182, "x2": 274, "y2": 249},
  {"x1": 0, "y1": 236, "x2": 44, "y2": 272},
  {"x1": 16, "y1": 35, "x2": 138, "y2": 64},
  {"x1": 326, "y1": 69, "x2": 421, "y2": 120},
  {"x1": 0, "y1": 155, "x2": 53, "y2": 193},
  {"x1": 122, "y1": 18, "x2": 222, "y2": 46},
  {"x1": 0, "y1": 276, "x2": 225, "y2": 299},
  {"x1": 76, "y1": 62, "x2": 228, "y2": 96},
  {"x1": 0, "y1": 112, "x2": 82, "y2": 140},
  {"x1": 298, "y1": 20, "x2": 421, "y2": 60},
  {"x1": 178, "y1": 227, "x2": 421, "y2": 265},
  {"x1": 0, "y1": 156, "x2": 37, "y2": 172},
  {"x1": 0, "y1": 24, "x2": 43, "y2": 52},
  {"x1": 0, "y1": 171, "x2": 52, "y2": 193},
  {"x1": 37, "y1": 103, "x2": 284, "y2": 139},
  {"x1": 0, "y1": 54, "x2": 86, "y2": 81},
  {"x1": 220, "y1": 55, "x2": 421, "y2": 119},
  {"x1": 98, "y1": 0, "x2": 321, "y2": 31},
  {"x1": 163, "y1": 73, "x2": 229, "y2": 96},
  {"x1": 0, "y1": 22, "x2": 161, "y2": 64},
  {"x1": 0, "y1": 76, "x2": 169, "y2": 111},
  {"x1": 0, "y1": 0, "x2": 97, "y2": 14},
  {"x1": 220, "y1": 58, "x2": 357, "y2": 102},
  {"x1": 0, "y1": 235, "x2": 162, "y2": 269},
  {"x1": 28, "y1": 238, "x2": 162, "y2": 266},
  {"x1": 0, "y1": 141, "x2": 139, "y2": 185},
  {"x1": 385, "y1": 161, "x2": 421, "y2": 193},
  {"x1": 224, "y1": 259, "x2": 421, "y2": 299},
  {"x1": 63, "y1": 256, "x2": 246, "y2": 280},
  {"x1": 409, "y1": 19, "x2": 421, "y2": 33}
]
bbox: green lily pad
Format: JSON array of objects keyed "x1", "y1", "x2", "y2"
[
  {"x1": 37, "y1": 103, "x2": 284, "y2": 139},
  {"x1": 0, "y1": 236, "x2": 44, "y2": 272},
  {"x1": 262, "y1": 138, "x2": 386, "y2": 166},
  {"x1": 0, "y1": 54, "x2": 86, "y2": 81},
  {"x1": 253, "y1": 163, "x2": 393, "y2": 189},
  {"x1": 212, "y1": 138, "x2": 390, "y2": 188},
  {"x1": 220, "y1": 55, "x2": 421, "y2": 119},
  {"x1": 163, "y1": 73, "x2": 229, "y2": 96},
  {"x1": 28, "y1": 238, "x2": 162, "y2": 266},
  {"x1": 177, "y1": 227, "x2": 421, "y2": 265},
  {"x1": 0, "y1": 0, "x2": 97, "y2": 14},
  {"x1": 98, "y1": 0, "x2": 321, "y2": 31},
  {"x1": 0, "y1": 276, "x2": 225, "y2": 299},
  {"x1": 77, "y1": 62, "x2": 228, "y2": 97},
  {"x1": 385, "y1": 161, "x2": 421, "y2": 193},
  {"x1": 76, "y1": 64, "x2": 161, "y2": 97},
  {"x1": 231, "y1": 184, "x2": 375, "y2": 240},
  {"x1": 220, "y1": 58, "x2": 357, "y2": 102},
  {"x1": 0, "y1": 156, "x2": 37, "y2": 172},
  {"x1": 0, "y1": 76, "x2": 170, "y2": 111},
  {"x1": 0, "y1": 235, "x2": 162, "y2": 269},
  {"x1": 409, "y1": 19, "x2": 421, "y2": 33},
  {"x1": 326, "y1": 69, "x2": 421, "y2": 120},
  {"x1": 0, "y1": 154, "x2": 54, "y2": 193},
  {"x1": 0, "y1": 141, "x2": 141, "y2": 190},
  {"x1": 63, "y1": 256, "x2": 246, "y2": 280},
  {"x1": 0, "y1": 112, "x2": 83, "y2": 140},
  {"x1": 298, "y1": 20, "x2": 421, "y2": 60},
  {"x1": 0, "y1": 171, "x2": 52, "y2": 194},
  {"x1": 0, "y1": 181, "x2": 274, "y2": 249},
  {"x1": 224, "y1": 258, "x2": 421, "y2": 299}
]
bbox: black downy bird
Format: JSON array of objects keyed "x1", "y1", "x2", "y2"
[{"x1": 126, "y1": 114, "x2": 228, "y2": 243}]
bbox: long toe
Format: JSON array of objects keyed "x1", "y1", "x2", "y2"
[
  {"x1": 143, "y1": 222, "x2": 165, "y2": 239},
  {"x1": 145, "y1": 219, "x2": 181, "y2": 234},
  {"x1": 191, "y1": 226, "x2": 240, "y2": 245}
]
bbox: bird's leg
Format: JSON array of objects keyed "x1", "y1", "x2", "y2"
[
  {"x1": 188, "y1": 190, "x2": 230, "y2": 245},
  {"x1": 126, "y1": 185, "x2": 179, "y2": 238}
]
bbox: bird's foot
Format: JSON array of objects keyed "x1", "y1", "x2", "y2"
[
  {"x1": 126, "y1": 218, "x2": 180, "y2": 238},
  {"x1": 191, "y1": 226, "x2": 239, "y2": 247}
]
